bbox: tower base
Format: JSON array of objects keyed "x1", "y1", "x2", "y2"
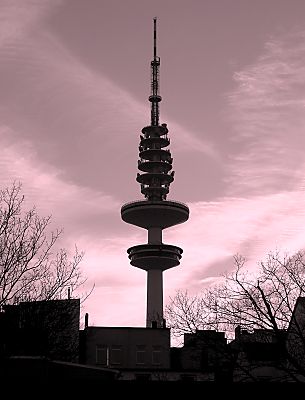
[{"x1": 146, "y1": 269, "x2": 163, "y2": 328}]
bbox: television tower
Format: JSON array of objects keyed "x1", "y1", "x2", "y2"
[{"x1": 121, "y1": 18, "x2": 189, "y2": 328}]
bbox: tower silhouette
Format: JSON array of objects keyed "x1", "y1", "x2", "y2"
[{"x1": 121, "y1": 18, "x2": 189, "y2": 328}]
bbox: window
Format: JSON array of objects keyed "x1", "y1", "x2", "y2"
[
  {"x1": 152, "y1": 346, "x2": 162, "y2": 365},
  {"x1": 136, "y1": 345, "x2": 146, "y2": 365},
  {"x1": 180, "y1": 374, "x2": 196, "y2": 381},
  {"x1": 135, "y1": 374, "x2": 151, "y2": 381},
  {"x1": 96, "y1": 345, "x2": 109, "y2": 366},
  {"x1": 257, "y1": 375, "x2": 271, "y2": 382},
  {"x1": 200, "y1": 349, "x2": 209, "y2": 370},
  {"x1": 111, "y1": 345, "x2": 123, "y2": 365}
]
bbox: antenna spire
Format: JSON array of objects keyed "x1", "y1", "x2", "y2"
[
  {"x1": 149, "y1": 17, "x2": 162, "y2": 126},
  {"x1": 153, "y1": 17, "x2": 157, "y2": 60}
]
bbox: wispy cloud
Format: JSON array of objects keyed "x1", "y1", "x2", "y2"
[
  {"x1": 0, "y1": 125, "x2": 120, "y2": 231},
  {"x1": 0, "y1": 0, "x2": 57, "y2": 46},
  {"x1": 226, "y1": 30, "x2": 305, "y2": 197}
]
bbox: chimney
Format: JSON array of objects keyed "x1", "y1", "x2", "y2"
[
  {"x1": 235, "y1": 325, "x2": 241, "y2": 340},
  {"x1": 67, "y1": 287, "x2": 71, "y2": 299},
  {"x1": 85, "y1": 313, "x2": 89, "y2": 328}
]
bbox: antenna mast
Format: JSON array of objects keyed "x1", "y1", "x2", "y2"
[{"x1": 149, "y1": 17, "x2": 162, "y2": 126}]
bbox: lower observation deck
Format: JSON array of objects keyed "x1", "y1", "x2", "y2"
[
  {"x1": 121, "y1": 200, "x2": 189, "y2": 229},
  {"x1": 127, "y1": 243, "x2": 183, "y2": 270}
]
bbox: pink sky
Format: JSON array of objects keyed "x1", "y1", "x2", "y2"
[{"x1": 2, "y1": 0, "x2": 305, "y2": 327}]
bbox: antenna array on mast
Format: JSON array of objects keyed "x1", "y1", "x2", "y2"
[{"x1": 149, "y1": 17, "x2": 162, "y2": 126}]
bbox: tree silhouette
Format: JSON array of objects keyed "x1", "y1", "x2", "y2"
[
  {"x1": 0, "y1": 182, "x2": 85, "y2": 307},
  {"x1": 166, "y1": 251, "x2": 305, "y2": 381}
]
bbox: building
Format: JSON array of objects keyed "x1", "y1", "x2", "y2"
[
  {"x1": 79, "y1": 320, "x2": 230, "y2": 381},
  {"x1": 80, "y1": 325, "x2": 170, "y2": 381},
  {"x1": 286, "y1": 297, "x2": 305, "y2": 381},
  {"x1": 121, "y1": 17, "x2": 189, "y2": 328},
  {"x1": 3, "y1": 297, "x2": 305, "y2": 381},
  {"x1": 0, "y1": 299, "x2": 120, "y2": 381},
  {"x1": 0, "y1": 298, "x2": 80, "y2": 363},
  {"x1": 2, "y1": 356, "x2": 119, "y2": 381},
  {"x1": 170, "y1": 330, "x2": 230, "y2": 382},
  {"x1": 229, "y1": 326, "x2": 288, "y2": 382}
]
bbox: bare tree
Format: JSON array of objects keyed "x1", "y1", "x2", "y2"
[
  {"x1": 0, "y1": 182, "x2": 86, "y2": 307},
  {"x1": 165, "y1": 251, "x2": 305, "y2": 381},
  {"x1": 165, "y1": 290, "x2": 219, "y2": 342}
]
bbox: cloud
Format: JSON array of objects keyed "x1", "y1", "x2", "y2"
[
  {"x1": 226, "y1": 30, "x2": 305, "y2": 197},
  {"x1": 163, "y1": 187, "x2": 305, "y2": 299},
  {"x1": 0, "y1": 0, "x2": 58, "y2": 46},
  {"x1": 0, "y1": 125, "x2": 120, "y2": 233}
]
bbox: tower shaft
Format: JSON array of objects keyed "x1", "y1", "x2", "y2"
[{"x1": 147, "y1": 269, "x2": 163, "y2": 327}]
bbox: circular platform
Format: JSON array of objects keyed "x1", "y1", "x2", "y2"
[
  {"x1": 141, "y1": 186, "x2": 169, "y2": 201},
  {"x1": 138, "y1": 160, "x2": 172, "y2": 173},
  {"x1": 140, "y1": 137, "x2": 170, "y2": 149},
  {"x1": 136, "y1": 172, "x2": 173, "y2": 186},
  {"x1": 142, "y1": 125, "x2": 168, "y2": 136},
  {"x1": 139, "y1": 148, "x2": 171, "y2": 161},
  {"x1": 127, "y1": 243, "x2": 183, "y2": 270},
  {"x1": 121, "y1": 200, "x2": 189, "y2": 229}
]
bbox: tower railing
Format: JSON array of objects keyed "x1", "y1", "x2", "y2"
[{"x1": 121, "y1": 199, "x2": 189, "y2": 209}]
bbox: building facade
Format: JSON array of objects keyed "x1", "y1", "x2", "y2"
[{"x1": 80, "y1": 326, "x2": 170, "y2": 380}]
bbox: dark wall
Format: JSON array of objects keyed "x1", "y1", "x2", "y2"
[{"x1": 0, "y1": 299, "x2": 80, "y2": 362}]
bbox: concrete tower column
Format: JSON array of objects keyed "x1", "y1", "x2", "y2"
[
  {"x1": 147, "y1": 228, "x2": 163, "y2": 327},
  {"x1": 148, "y1": 227, "x2": 162, "y2": 244},
  {"x1": 146, "y1": 269, "x2": 163, "y2": 327}
]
